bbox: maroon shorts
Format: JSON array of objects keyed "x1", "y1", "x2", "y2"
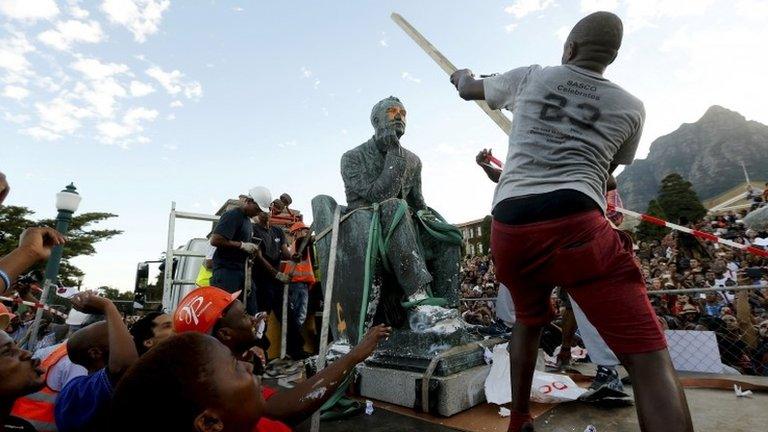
[{"x1": 491, "y1": 210, "x2": 666, "y2": 355}]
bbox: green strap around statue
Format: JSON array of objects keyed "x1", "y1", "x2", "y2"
[{"x1": 319, "y1": 199, "x2": 463, "y2": 420}]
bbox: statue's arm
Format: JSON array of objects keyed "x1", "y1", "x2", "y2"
[
  {"x1": 341, "y1": 150, "x2": 406, "y2": 203},
  {"x1": 407, "y1": 158, "x2": 428, "y2": 210}
]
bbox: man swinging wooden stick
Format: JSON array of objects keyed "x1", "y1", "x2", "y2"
[
  {"x1": 447, "y1": 12, "x2": 693, "y2": 432},
  {"x1": 391, "y1": 9, "x2": 695, "y2": 432}
]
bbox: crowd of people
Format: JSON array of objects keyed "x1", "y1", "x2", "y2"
[
  {"x1": 457, "y1": 208, "x2": 768, "y2": 377},
  {"x1": 458, "y1": 255, "x2": 498, "y2": 326},
  {"x1": 0, "y1": 172, "x2": 392, "y2": 432}
]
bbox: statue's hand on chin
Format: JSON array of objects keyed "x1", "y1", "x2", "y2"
[{"x1": 377, "y1": 128, "x2": 402, "y2": 154}]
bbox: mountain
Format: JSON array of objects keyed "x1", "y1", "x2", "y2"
[{"x1": 618, "y1": 106, "x2": 768, "y2": 212}]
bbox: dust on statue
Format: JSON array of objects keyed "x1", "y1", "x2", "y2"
[{"x1": 313, "y1": 97, "x2": 480, "y2": 373}]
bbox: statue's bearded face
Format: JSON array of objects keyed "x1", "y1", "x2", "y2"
[{"x1": 374, "y1": 103, "x2": 407, "y2": 137}]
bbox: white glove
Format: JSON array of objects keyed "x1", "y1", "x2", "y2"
[
  {"x1": 239, "y1": 242, "x2": 259, "y2": 254},
  {"x1": 276, "y1": 272, "x2": 290, "y2": 284}
]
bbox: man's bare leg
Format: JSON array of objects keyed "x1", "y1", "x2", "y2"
[
  {"x1": 508, "y1": 322, "x2": 542, "y2": 432},
  {"x1": 618, "y1": 350, "x2": 693, "y2": 432},
  {"x1": 556, "y1": 308, "x2": 576, "y2": 370}
]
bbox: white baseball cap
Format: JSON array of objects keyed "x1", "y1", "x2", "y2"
[{"x1": 247, "y1": 186, "x2": 273, "y2": 212}]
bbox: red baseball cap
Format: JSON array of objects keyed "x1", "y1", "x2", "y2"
[
  {"x1": 0, "y1": 303, "x2": 16, "y2": 331},
  {"x1": 173, "y1": 286, "x2": 241, "y2": 334}
]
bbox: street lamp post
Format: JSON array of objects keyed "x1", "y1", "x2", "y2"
[{"x1": 28, "y1": 183, "x2": 81, "y2": 349}]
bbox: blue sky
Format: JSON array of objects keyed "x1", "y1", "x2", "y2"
[{"x1": 2, "y1": 0, "x2": 767, "y2": 291}]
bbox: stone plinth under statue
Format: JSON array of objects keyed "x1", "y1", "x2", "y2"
[{"x1": 311, "y1": 97, "x2": 485, "y2": 379}]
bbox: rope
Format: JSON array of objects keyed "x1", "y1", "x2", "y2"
[
  {"x1": 0, "y1": 295, "x2": 68, "y2": 320},
  {"x1": 316, "y1": 199, "x2": 463, "y2": 420},
  {"x1": 610, "y1": 204, "x2": 768, "y2": 258}
]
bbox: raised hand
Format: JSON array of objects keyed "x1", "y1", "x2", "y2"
[
  {"x1": 0, "y1": 172, "x2": 9, "y2": 205},
  {"x1": 70, "y1": 291, "x2": 114, "y2": 314},
  {"x1": 350, "y1": 324, "x2": 392, "y2": 362},
  {"x1": 450, "y1": 68, "x2": 474, "y2": 90},
  {"x1": 18, "y1": 227, "x2": 66, "y2": 261}
]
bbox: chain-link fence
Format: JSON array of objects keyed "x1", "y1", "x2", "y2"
[{"x1": 459, "y1": 284, "x2": 768, "y2": 376}]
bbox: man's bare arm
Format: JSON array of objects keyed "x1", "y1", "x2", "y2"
[
  {"x1": 0, "y1": 227, "x2": 65, "y2": 295},
  {"x1": 209, "y1": 233, "x2": 242, "y2": 249},
  {"x1": 263, "y1": 325, "x2": 391, "y2": 425},
  {"x1": 450, "y1": 69, "x2": 485, "y2": 101}
]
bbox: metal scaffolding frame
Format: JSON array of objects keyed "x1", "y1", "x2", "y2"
[{"x1": 162, "y1": 202, "x2": 220, "y2": 311}]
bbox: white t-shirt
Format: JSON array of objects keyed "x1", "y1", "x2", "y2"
[
  {"x1": 495, "y1": 284, "x2": 516, "y2": 327},
  {"x1": 484, "y1": 64, "x2": 645, "y2": 210},
  {"x1": 33, "y1": 342, "x2": 87, "y2": 392}
]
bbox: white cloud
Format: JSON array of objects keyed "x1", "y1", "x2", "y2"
[
  {"x1": 0, "y1": 0, "x2": 59, "y2": 21},
  {"x1": 233, "y1": 6, "x2": 244, "y2": 12},
  {"x1": 2, "y1": 84, "x2": 29, "y2": 100},
  {"x1": 0, "y1": 33, "x2": 35, "y2": 74},
  {"x1": 129, "y1": 80, "x2": 154, "y2": 97},
  {"x1": 69, "y1": 3, "x2": 89, "y2": 19},
  {"x1": 35, "y1": 97, "x2": 92, "y2": 135},
  {"x1": 169, "y1": 100, "x2": 183, "y2": 108},
  {"x1": 97, "y1": 107, "x2": 157, "y2": 145},
  {"x1": 3, "y1": 112, "x2": 30, "y2": 124},
  {"x1": 77, "y1": 78, "x2": 127, "y2": 117},
  {"x1": 301, "y1": 66, "x2": 312, "y2": 78},
  {"x1": 97, "y1": 121, "x2": 131, "y2": 142},
  {"x1": 379, "y1": 32, "x2": 389, "y2": 47},
  {"x1": 580, "y1": 0, "x2": 619, "y2": 13},
  {"x1": 22, "y1": 126, "x2": 61, "y2": 141},
  {"x1": 622, "y1": 0, "x2": 716, "y2": 32},
  {"x1": 71, "y1": 57, "x2": 128, "y2": 80},
  {"x1": 555, "y1": 25, "x2": 570, "y2": 42},
  {"x1": 101, "y1": 0, "x2": 171, "y2": 43},
  {"x1": 504, "y1": 23, "x2": 518, "y2": 33},
  {"x1": 145, "y1": 66, "x2": 202, "y2": 99},
  {"x1": 124, "y1": 106, "x2": 158, "y2": 125},
  {"x1": 504, "y1": 0, "x2": 555, "y2": 19},
  {"x1": 183, "y1": 81, "x2": 202, "y2": 99},
  {"x1": 166, "y1": 113, "x2": 175, "y2": 120},
  {"x1": 277, "y1": 140, "x2": 297, "y2": 148},
  {"x1": 38, "y1": 20, "x2": 104, "y2": 51},
  {"x1": 401, "y1": 72, "x2": 422, "y2": 84},
  {"x1": 313, "y1": 79, "x2": 320, "y2": 90}
]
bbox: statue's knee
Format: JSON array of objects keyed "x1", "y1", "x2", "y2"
[{"x1": 311, "y1": 195, "x2": 339, "y2": 230}]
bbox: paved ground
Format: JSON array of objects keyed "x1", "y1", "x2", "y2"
[
  {"x1": 296, "y1": 386, "x2": 768, "y2": 432},
  {"x1": 295, "y1": 408, "x2": 457, "y2": 432},
  {"x1": 536, "y1": 387, "x2": 768, "y2": 432}
]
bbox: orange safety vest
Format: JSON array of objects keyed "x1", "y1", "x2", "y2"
[
  {"x1": 281, "y1": 257, "x2": 316, "y2": 284},
  {"x1": 11, "y1": 343, "x2": 69, "y2": 432}
]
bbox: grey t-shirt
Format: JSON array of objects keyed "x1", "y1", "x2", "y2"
[{"x1": 484, "y1": 64, "x2": 644, "y2": 211}]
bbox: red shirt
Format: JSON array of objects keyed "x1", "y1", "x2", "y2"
[{"x1": 253, "y1": 387, "x2": 292, "y2": 432}]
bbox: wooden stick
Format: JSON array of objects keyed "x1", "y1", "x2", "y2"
[
  {"x1": 391, "y1": 12, "x2": 512, "y2": 135},
  {"x1": 310, "y1": 206, "x2": 341, "y2": 432}
]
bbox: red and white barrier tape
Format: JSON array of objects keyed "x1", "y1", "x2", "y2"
[
  {"x1": 0, "y1": 295, "x2": 68, "y2": 320},
  {"x1": 608, "y1": 204, "x2": 768, "y2": 258},
  {"x1": 484, "y1": 154, "x2": 768, "y2": 258}
]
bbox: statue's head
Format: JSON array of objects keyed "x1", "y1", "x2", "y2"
[{"x1": 370, "y1": 96, "x2": 406, "y2": 138}]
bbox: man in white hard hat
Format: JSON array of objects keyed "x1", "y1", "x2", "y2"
[{"x1": 210, "y1": 187, "x2": 273, "y2": 313}]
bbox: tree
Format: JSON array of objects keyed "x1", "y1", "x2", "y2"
[
  {"x1": 479, "y1": 215, "x2": 493, "y2": 255},
  {"x1": 656, "y1": 173, "x2": 708, "y2": 225},
  {"x1": 99, "y1": 286, "x2": 135, "y2": 301},
  {"x1": 636, "y1": 199, "x2": 670, "y2": 241},
  {"x1": 0, "y1": 205, "x2": 122, "y2": 286}
]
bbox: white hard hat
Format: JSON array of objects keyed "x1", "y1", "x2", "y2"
[{"x1": 248, "y1": 186, "x2": 273, "y2": 211}]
